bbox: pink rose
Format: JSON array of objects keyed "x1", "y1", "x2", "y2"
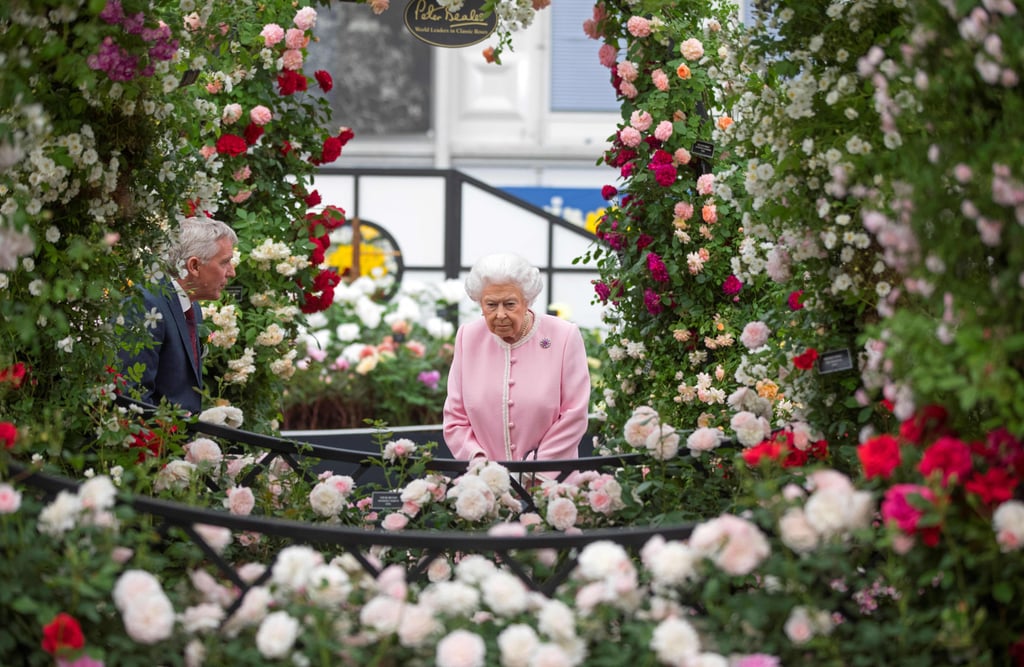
[
  {"x1": 626, "y1": 16, "x2": 651, "y2": 37},
  {"x1": 226, "y1": 486, "x2": 256, "y2": 516},
  {"x1": 697, "y1": 173, "x2": 715, "y2": 195},
  {"x1": 740, "y1": 321, "x2": 770, "y2": 349},
  {"x1": 285, "y1": 27, "x2": 307, "y2": 50},
  {"x1": 630, "y1": 110, "x2": 653, "y2": 131},
  {"x1": 293, "y1": 6, "x2": 317, "y2": 30},
  {"x1": 222, "y1": 103, "x2": 243, "y2": 125},
  {"x1": 381, "y1": 512, "x2": 409, "y2": 531},
  {"x1": 654, "y1": 120, "x2": 673, "y2": 141},
  {"x1": 281, "y1": 49, "x2": 304, "y2": 71},
  {"x1": 686, "y1": 427, "x2": 723, "y2": 453},
  {"x1": 260, "y1": 23, "x2": 285, "y2": 47},
  {"x1": 619, "y1": 126, "x2": 643, "y2": 148},
  {"x1": 546, "y1": 497, "x2": 578, "y2": 531},
  {"x1": 616, "y1": 60, "x2": 639, "y2": 82},
  {"x1": 436, "y1": 629, "x2": 486, "y2": 667},
  {"x1": 652, "y1": 68, "x2": 669, "y2": 91},
  {"x1": 598, "y1": 43, "x2": 618, "y2": 68},
  {"x1": 680, "y1": 37, "x2": 705, "y2": 60},
  {"x1": 250, "y1": 105, "x2": 272, "y2": 126},
  {"x1": 0, "y1": 483, "x2": 21, "y2": 513},
  {"x1": 674, "y1": 201, "x2": 694, "y2": 220}
]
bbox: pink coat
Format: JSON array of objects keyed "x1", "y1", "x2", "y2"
[{"x1": 443, "y1": 312, "x2": 591, "y2": 463}]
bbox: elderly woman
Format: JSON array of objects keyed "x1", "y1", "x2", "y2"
[{"x1": 443, "y1": 253, "x2": 591, "y2": 464}]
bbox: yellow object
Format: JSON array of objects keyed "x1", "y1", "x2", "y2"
[{"x1": 326, "y1": 222, "x2": 391, "y2": 279}]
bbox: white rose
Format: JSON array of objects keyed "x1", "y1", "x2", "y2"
[{"x1": 255, "y1": 610, "x2": 301, "y2": 659}]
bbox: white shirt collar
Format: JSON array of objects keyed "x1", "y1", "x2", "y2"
[{"x1": 173, "y1": 279, "x2": 193, "y2": 314}]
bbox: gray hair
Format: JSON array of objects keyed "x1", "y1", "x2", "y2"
[
  {"x1": 464, "y1": 253, "x2": 543, "y2": 304},
  {"x1": 167, "y1": 216, "x2": 237, "y2": 272}
]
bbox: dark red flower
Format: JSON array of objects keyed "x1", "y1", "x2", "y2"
[
  {"x1": 314, "y1": 69, "x2": 333, "y2": 92},
  {"x1": 130, "y1": 428, "x2": 162, "y2": 462},
  {"x1": 594, "y1": 281, "x2": 611, "y2": 303},
  {"x1": 742, "y1": 440, "x2": 782, "y2": 466},
  {"x1": 337, "y1": 127, "x2": 355, "y2": 146},
  {"x1": 309, "y1": 236, "x2": 328, "y2": 265},
  {"x1": 601, "y1": 185, "x2": 618, "y2": 200},
  {"x1": 881, "y1": 484, "x2": 941, "y2": 547},
  {"x1": 965, "y1": 468, "x2": 1018, "y2": 506},
  {"x1": 899, "y1": 404, "x2": 949, "y2": 444},
  {"x1": 0, "y1": 362, "x2": 26, "y2": 388},
  {"x1": 313, "y1": 268, "x2": 342, "y2": 291},
  {"x1": 793, "y1": 348, "x2": 818, "y2": 370},
  {"x1": 318, "y1": 135, "x2": 343, "y2": 164},
  {"x1": 858, "y1": 434, "x2": 901, "y2": 479},
  {"x1": 787, "y1": 290, "x2": 805, "y2": 311},
  {"x1": 635, "y1": 234, "x2": 653, "y2": 250},
  {"x1": 643, "y1": 287, "x2": 663, "y2": 315},
  {"x1": 41, "y1": 613, "x2": 85, "y2": 655},
  {"x1": 276, "y1": 69, "x2": 307, "y2": 95},
  {"x1": 722, "y1": 274, "x2": 743, "y2": 296},
  {"x1": 304, "y1": 190, "x2": 322, "y2": 208},
  {"x1": 215, "y1": 133, "x2": 247, "y2": 157},
  {"x1": 243, "y1": 122, "x2": 264, "y2": 146},
  {"x1": 646, "y1": 252, "x2": 669, "y2": 283},
  {"x1": 918, "y1": 435, "x2": 973, "y2": 486},
  {"x1": 0, "y1": 421, "x2": 16, "y2": 449}
]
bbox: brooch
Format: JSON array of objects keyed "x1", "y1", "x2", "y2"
[{"x1": 540, "y1": 338, "x2": 551, "y2": 349}]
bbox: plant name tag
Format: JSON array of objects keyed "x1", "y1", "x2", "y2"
[
  {"x1": 371, "y1": 491, "x2": 404, "y2": 511},
  {"x1": 691, "y1": 140, "x2": 715, "y2": 160},
  {"x1": 818, "y1": 348, "x2": 854, "y2": 375}
]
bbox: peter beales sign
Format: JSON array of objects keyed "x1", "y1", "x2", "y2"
[{"x1": 404, "y1": 0, "x2": 497, "y2": 48}]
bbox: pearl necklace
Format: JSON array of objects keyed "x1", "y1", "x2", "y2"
[{"x1": 516, "y1": 311, "x2": 533, "y2": 342}]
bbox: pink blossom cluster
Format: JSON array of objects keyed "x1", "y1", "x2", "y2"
[{"x1": 89, "y1": 0, "x2": 178, "y2": 81}]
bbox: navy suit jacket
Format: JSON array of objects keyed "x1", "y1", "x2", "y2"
[{"x1": 119, "y1": 282, "x2": 205, "y2": 414}]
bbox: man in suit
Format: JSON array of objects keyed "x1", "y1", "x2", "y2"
[{"x1": 119, "y1": 216, "x2": 237, "y2": 414}]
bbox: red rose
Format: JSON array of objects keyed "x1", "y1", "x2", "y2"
[
  {"x1": 243, "y1": 122, "x2": 264, "y2": 146},
  {"x1": 215, "y1": 133, "x2": 247, "y2": 156},
  {"x1": 318, "y1": 135, "x2": 343, "y2": 164},
  {"x1": 881, "y1": 483, "x2": 941, "y2": 547},
  {"x1": 899, "y1": 404, "x2": 949, "y2": 444},
  {"x1": 858, "y1": 434, "x2": 901, "y2": 479},
  {"x1": 0, "y1": 421, "x2": 16, "y2": 449},
  {"x1": 41, "y1": 613, "x2": 85, "y2": 655},
  {"x1": 337, "y1": 127, "x2": 355, "y2": 146},
  {"x1": 320, "y1": 205, "x2": 346, "y2": 230},
  {"x1": 918, "y1": 435, "x2": 973, "y2": 486},
  {"x1": 0, "y1": 362, "x2": 26, "y2": 387},
  {"x1": 722, "y1": 274, "x2": 743, "y2": 296},
  {"x1": 314, "y1": 69, "x2": 333, "y2": 92},
  {"x1": 787, "y1": 289, "x2": 805, "y2": 311},
  {"x1": 965, "y1": 468, "x2": 1017, "y2": 506},
  {"x1": 601, "y1": 184, "x2": 618, "y2": 200},
  {"x1": 304, "y1": 189, "x2": 322, "y2": 208},
  {"x1": 313, "y1": 268, "x2": 342, "y2": 291},
  {"x1": 792, "y1": 348, "x2": 818, "y2": 370},
  {"x1": 742, "y1": 440, "x2": 782, "y2": 466},
  {"x1": 276, "y1": 70, "x2": 307, "y2": 95},
  {"x1": 130, "y1": 428, "x2": 162, "y2": 462}
]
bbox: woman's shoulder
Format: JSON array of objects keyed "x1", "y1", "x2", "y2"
[{"x1": 537, "y1": 313, "x2": 579, "y2": 335}]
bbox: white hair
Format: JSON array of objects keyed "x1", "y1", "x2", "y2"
[
  {"x1": 464, "y1": 253, "x2": 543, "y2": 304},
  {"x1": 167, "y1": 216, "x2": 237, "y2": 270}
]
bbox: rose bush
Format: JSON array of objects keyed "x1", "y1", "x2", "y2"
[{"x1": 3, "y1": 0, "x2": 1024, "y2": 664}]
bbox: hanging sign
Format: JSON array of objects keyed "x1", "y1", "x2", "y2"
[{"x1": 404, "y1": 0, "x2": 497, "y2": 48}]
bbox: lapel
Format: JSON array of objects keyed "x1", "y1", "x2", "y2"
[{"x1": 164, "y1": 286, "x2": 202, "y2": 385}]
